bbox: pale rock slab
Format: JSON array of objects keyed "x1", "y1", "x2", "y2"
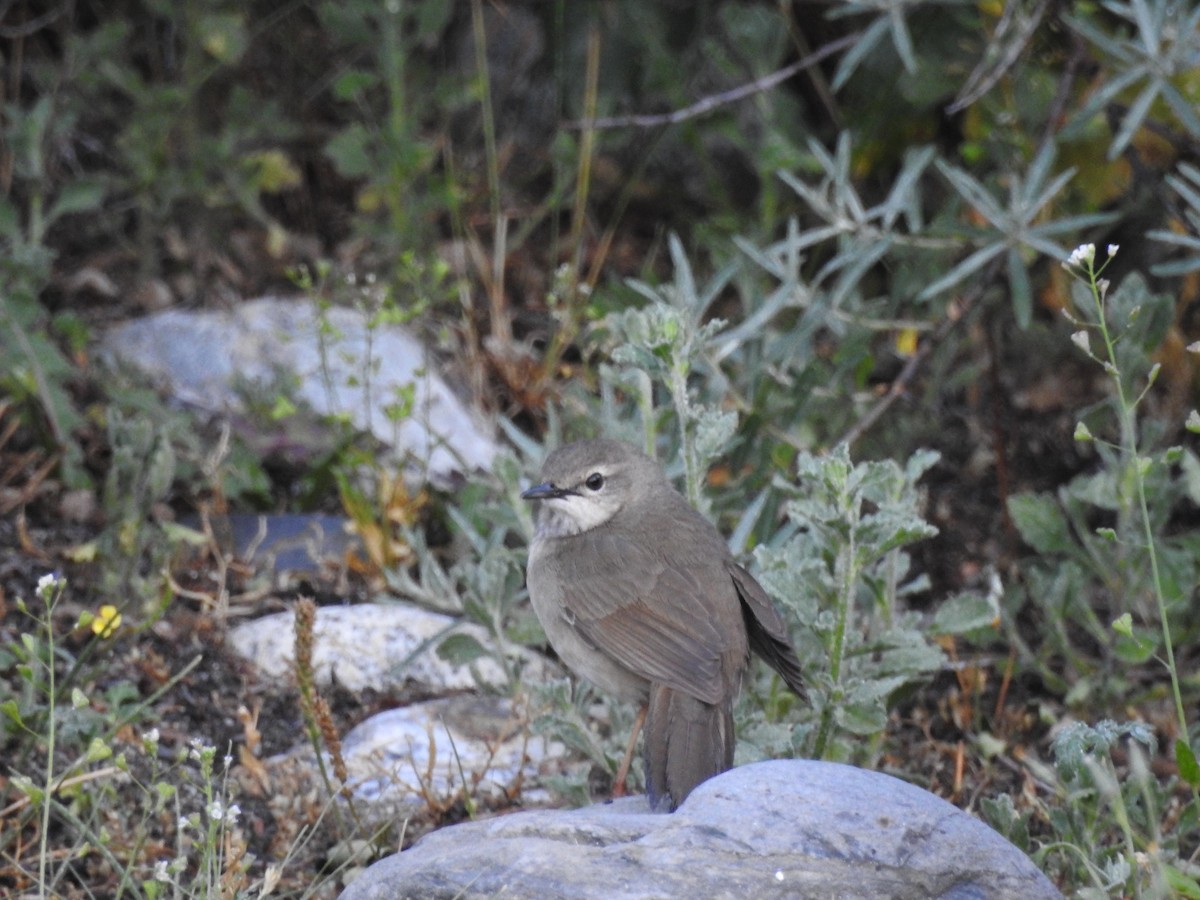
[
  {"x1": 100, "y1": 296, "x2": 497, "y2": 485},
  {"x1": 226, "y1": 601, "x2": 551, "y2": 694},
  {"x1": 339, "y1": 759, "x2": 1062, "y2": 900}
]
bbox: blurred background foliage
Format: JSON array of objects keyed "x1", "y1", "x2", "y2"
[
  {"x1": 3, "y1": 0, "x2": 1198, "y2": 463},
  {"x1": 3, "y1": 0, "x2": 1200, "y2": 894}
]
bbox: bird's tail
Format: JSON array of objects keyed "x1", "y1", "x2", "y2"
[{"x1": 644, "y1": 684, "x2": 734, "y2": 811}]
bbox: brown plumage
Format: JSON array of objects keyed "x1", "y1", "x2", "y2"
[{"x1": 522, "y1": 438, "x2": 805, "y2": 810}]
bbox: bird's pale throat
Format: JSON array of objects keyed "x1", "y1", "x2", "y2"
[{"x1": 535, "y1": 497, "x2": 615, "y2": 538}]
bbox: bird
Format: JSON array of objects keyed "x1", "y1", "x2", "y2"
[{"x1": 521, "y1": 438, "x2": 806, "y2": 811}]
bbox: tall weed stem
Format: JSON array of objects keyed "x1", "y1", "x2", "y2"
[{"x1": 1065, "y1": 244, "x2": 1194, "y2": 779}]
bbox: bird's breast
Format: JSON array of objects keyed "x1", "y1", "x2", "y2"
[{"x1": 526, "y1": 536, "x2": 650, "y2": 702}]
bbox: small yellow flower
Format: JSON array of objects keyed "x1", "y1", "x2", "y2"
[
  {"x1": 894, "y1": 327, "x2": 919, "y2": 356},
  {"x1": 92, "y1": 604, "x2": 122, "y2": 638}
]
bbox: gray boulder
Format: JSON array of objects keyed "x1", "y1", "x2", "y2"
[{"x1": 339, "y1": 759, "x2": 1060, "y2": 900}]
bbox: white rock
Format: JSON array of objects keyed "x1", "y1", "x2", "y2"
[
  {"x1": 226, "y1": 602, "x2": 551, "y2": 693},
  {"x1": 340, "y1": 695, "x2": 563, "y2": 810},
  {"x1": 99, "y1": 297, "x2": 497, "y2": 485}
]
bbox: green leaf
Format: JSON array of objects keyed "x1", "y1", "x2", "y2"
[
  {"x1": 332, "y1": 69, "x2": 378, "y2": 101},
  {"x1": 933, "y1": 591, "x2": 999, "y2": 635},
  {"x1": 1111, "y1": 612, "x2": 1133, "y2": 637},
  {"x1": 1113, "y1": 626, "x2": 1157, "y2": 664},
  {"x1": 10, "y1": 774, "x2": 43, "y2": 802},
  {"x1": 1177, "y1": 738, "x2": 1200, "y2": 787},
  {"x1": 1181, "y1": 450, "x2": 1200, "y2": 502},
  {"x1": 917, "y1": 242, "x2": 1005, "y2": 301},
  {"x1": 834, "y1": 699, "x2": 888, "y2": 736},
  {"x1": 47, "y1": 181, "x2": 106, "y2": 222},
  {"x1": 1007, "y1": 244, "x2": 1032, "y2": 328},
  {"x1": 1163, "y1": 865, "x2": 1200, "y2": 899},
  {"x1": 0, "y1": 699, "x2": 22, "y2": 726},
  {"x1": 904, "y1": 449, "x2": 940, "y2": 483},
  {"x1": 85, "y1": 737, "x2": 113, "y2": 763},
  {"x1": 325, "y1": 124, "x2": 374, "y2": 179},
  {"x1": 436, "y1": 632, "x2": 490, "y2": 667},
  {"x1": 1007, "y1": 493, "x2": 1071, "y2": 553},
  {"x1": 831, "y1": 16, "x2": 889, "y2": 90},
  {"x1": 980, "y1": 794, "x2": 1029, "y2": 851}
]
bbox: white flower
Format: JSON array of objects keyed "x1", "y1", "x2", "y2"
[
  {"x1": 208, "y1": 800, "x2": 241, "y2": 824},
  {"x1": 154, "y1": 859, "x2": 172, "y2": 882},
  {"x1": 36, "y1": 573, "x2": 62, "y2": 599},
  {"x1": 187, "y1": 737, "x2": 211, "y2": 762},
  {"x1": 1107, "y1": 244, "x2": 1119, "y2": 257},
  {"x1": 1067, "y1": 244, "x2": 1096, "y2": 268}
]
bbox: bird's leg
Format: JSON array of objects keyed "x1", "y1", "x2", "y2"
[{"x1": 612, "y1": 703, "x2": 648, "y2": 798}]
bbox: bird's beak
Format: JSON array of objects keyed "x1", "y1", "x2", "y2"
[{"x1": 521, "y1": 481, "x2": 572, "y2": 501}]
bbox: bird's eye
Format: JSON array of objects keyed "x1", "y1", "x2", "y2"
[{"x1": 584, "y1": 472, "x2": 604, "y2": 491}]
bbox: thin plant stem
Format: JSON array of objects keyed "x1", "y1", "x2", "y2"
[
  {"x1": 470, "y1": 0, "x2": 511, "y2": 349},
  {"x1": 38, "y1": 600, "x2": 55, "y2": 897},
  {"x1": 1075, "y1": 249, "x2": 1193, "y2": 779},
  {"x1": 540, "y1": 18, "x2": 601, "y2": 383}
]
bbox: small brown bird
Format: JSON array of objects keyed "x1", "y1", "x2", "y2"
[{"x1": 522, "y1": 438, "x2": 805, "y2": 810}]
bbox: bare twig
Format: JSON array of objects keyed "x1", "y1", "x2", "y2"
[
  {"x1": 0, "y1": 449, "x2": 58, "y2": 516},
  {"x1": 780, "y1": 4, "x2": 844, "y2": 129},
  {"x1": 1040, "y1": 32, "x2": 1088, "y2": 150},
  {"x1": 0, "y1": 766, "x2": 125, "y2": 818},
  {"x1": 0, "y1": 1, "x2": 69, "y2": 39},
  {"x1": 566, "y1": 33, "x2": 860, "y2": 131}
]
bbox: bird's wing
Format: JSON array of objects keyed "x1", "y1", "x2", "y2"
[
  {"x1": 553, "y1": 529, "x2": 740, "y2": 705},
  {"x1": 729, "y1": 563, "x2": 806, "y2": 698}
]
